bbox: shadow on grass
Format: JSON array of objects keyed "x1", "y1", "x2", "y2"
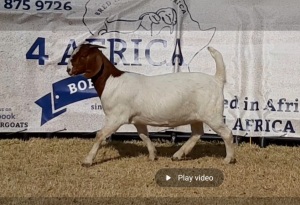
[{"x1": 92, "y1": 142, "x2": 226, "y2": 165}]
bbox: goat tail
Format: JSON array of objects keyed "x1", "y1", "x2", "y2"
[{"x1": 207, "y1": 47, "x2": 226, "y2": 84}]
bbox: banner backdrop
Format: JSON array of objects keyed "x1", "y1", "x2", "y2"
[{"x1": 0, "y1": 0, "x2": 299, "y2": 137}]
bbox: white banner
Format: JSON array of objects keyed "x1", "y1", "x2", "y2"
[{"x1": 0, "y1": 0, "x2": 299, "y2": 137}]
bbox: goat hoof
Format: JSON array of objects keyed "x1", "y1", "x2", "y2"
[
  {"x1": 171, "y1": 156, "x2": 181, "y2": 161},
  {"x1": 171, "y1": 151, "x2": 183, "y2": 161},
  {"x1": 223, "y1": 157, "x2": 236, "y2": 164},
  {"x1": 81, "y1": 160, "x2": 93, "y2": 167},
  {"x1": 149, "y1": 155, "x2": 158, "y2": 161}
]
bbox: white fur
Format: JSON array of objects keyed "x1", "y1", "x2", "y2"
[
  {"x1": 67, "y1": 46, "x2": 80, "y2": 72},
  {"x1": 102, "y1": 72, "x2": 222, "y2": 127},
  {"x1": 80, "y1": 47, "x2": 235, "y2": 166}
]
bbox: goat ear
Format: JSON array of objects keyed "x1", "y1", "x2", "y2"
[{"x1": 83, "y1": 50, "x2": 103, "y2": 78}]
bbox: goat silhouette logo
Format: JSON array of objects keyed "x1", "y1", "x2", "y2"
[
  {"x1": 36, "y1": 0, "x2": 217, "y2": 126},
  {"x1": 83, "y1": 0, "x2": 216, "y2": 65},
  {"x1": 85, "y1": 7, "x2": 178, "y2": 36}
]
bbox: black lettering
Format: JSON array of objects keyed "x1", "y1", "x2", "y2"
[
  {"x1": 295, "y1": 99, "x2": 299, "y2": 112},
  {"x1": 277, "y1": 98, "x2": 286, "y2": 112},
  {"x1": 233, "y1": 118, "x2": 245, "y2": 131},
  {"x1": 264, "y1": 99, "x2": 276, "y2": 111},
  {"x1": 172, "y1": 39, "x2": 184, "y2": 66},
  {"x1": 284, "y1": 121, "x2": 295, "y2": 133},
  {"x1": 265, "y1": 120, "x2": 271, "y2": 132},
  {"x1": 272, "y1": 120, "x2": 282, "y2": 132},
  {"x1": 244, "y1": 98, "x2": 261, "y2": 110},
  {"x1": 230, "y1": 96, "x2": 239, "y2": 109},
  {"x1": 254, "y1": 119, "x2": 263, "y2": 131},
  {"x1": 243, "y1": 97, "x2": 248, "y2": 110}
]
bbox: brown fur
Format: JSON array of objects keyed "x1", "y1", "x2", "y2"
[{"x1": 69, "y1": 44, "x2": 124, "y2": 98}]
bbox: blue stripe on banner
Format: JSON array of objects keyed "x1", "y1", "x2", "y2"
[{"x1": 35, "y1": 75, "x2": 98, "y2": 126}]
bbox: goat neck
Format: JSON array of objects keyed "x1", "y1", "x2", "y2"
[{"x1": 91, "y1": 51, "x2": 124, "y2": 98}]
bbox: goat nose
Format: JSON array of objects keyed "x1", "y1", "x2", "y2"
[{"x1": 67, "y1": 68, "x2": 71, "y2": 73}]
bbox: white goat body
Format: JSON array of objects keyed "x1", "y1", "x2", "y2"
[
  {"x1": 102, "y1": 72, "x2": 223, "y2": 127},
  {"x1": 67, "y1": 44, "x2": 235, "y2": 167}
]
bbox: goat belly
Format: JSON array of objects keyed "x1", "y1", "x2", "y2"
[{"x1": 130, "y1": 115, "x2": 196, "y2": 127}]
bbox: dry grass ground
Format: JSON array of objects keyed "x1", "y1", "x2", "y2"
[{"x1": 0, "y1": 138, "x2": 300, "y2": 204}]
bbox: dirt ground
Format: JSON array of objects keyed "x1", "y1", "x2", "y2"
[{"x1": 0, "y1": 138, "x2": 300, "y2": 204}]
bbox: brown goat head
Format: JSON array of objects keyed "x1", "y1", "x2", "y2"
[{"x1": 67, "y1": 43, "x2": 106, "y2": 78}]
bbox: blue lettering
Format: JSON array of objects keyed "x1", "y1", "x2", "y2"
[
  {"x1": 131, "y1": 39, "x2": 142, "y2": 66},
  {"x1": 107, "y1": 38, "x2": 129, "y2": 65},
  {"x1": 58, "y1": 39, "x2": 77, "y2": 65},
  {"x1": 145, "y1": 39, "x2": 167, "y2": 66}
]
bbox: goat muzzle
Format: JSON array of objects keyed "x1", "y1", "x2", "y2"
[{"x1": 67, "y1": 68, "x2": 73, "y2": 76}]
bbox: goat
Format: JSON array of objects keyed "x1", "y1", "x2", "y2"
[{"x1": 67, "y1": 43, "x2": 235, "y2": 167}]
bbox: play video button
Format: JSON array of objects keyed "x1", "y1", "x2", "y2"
[{"x1": 155, "y1": 168, "x2": 224, "y2": 187}]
